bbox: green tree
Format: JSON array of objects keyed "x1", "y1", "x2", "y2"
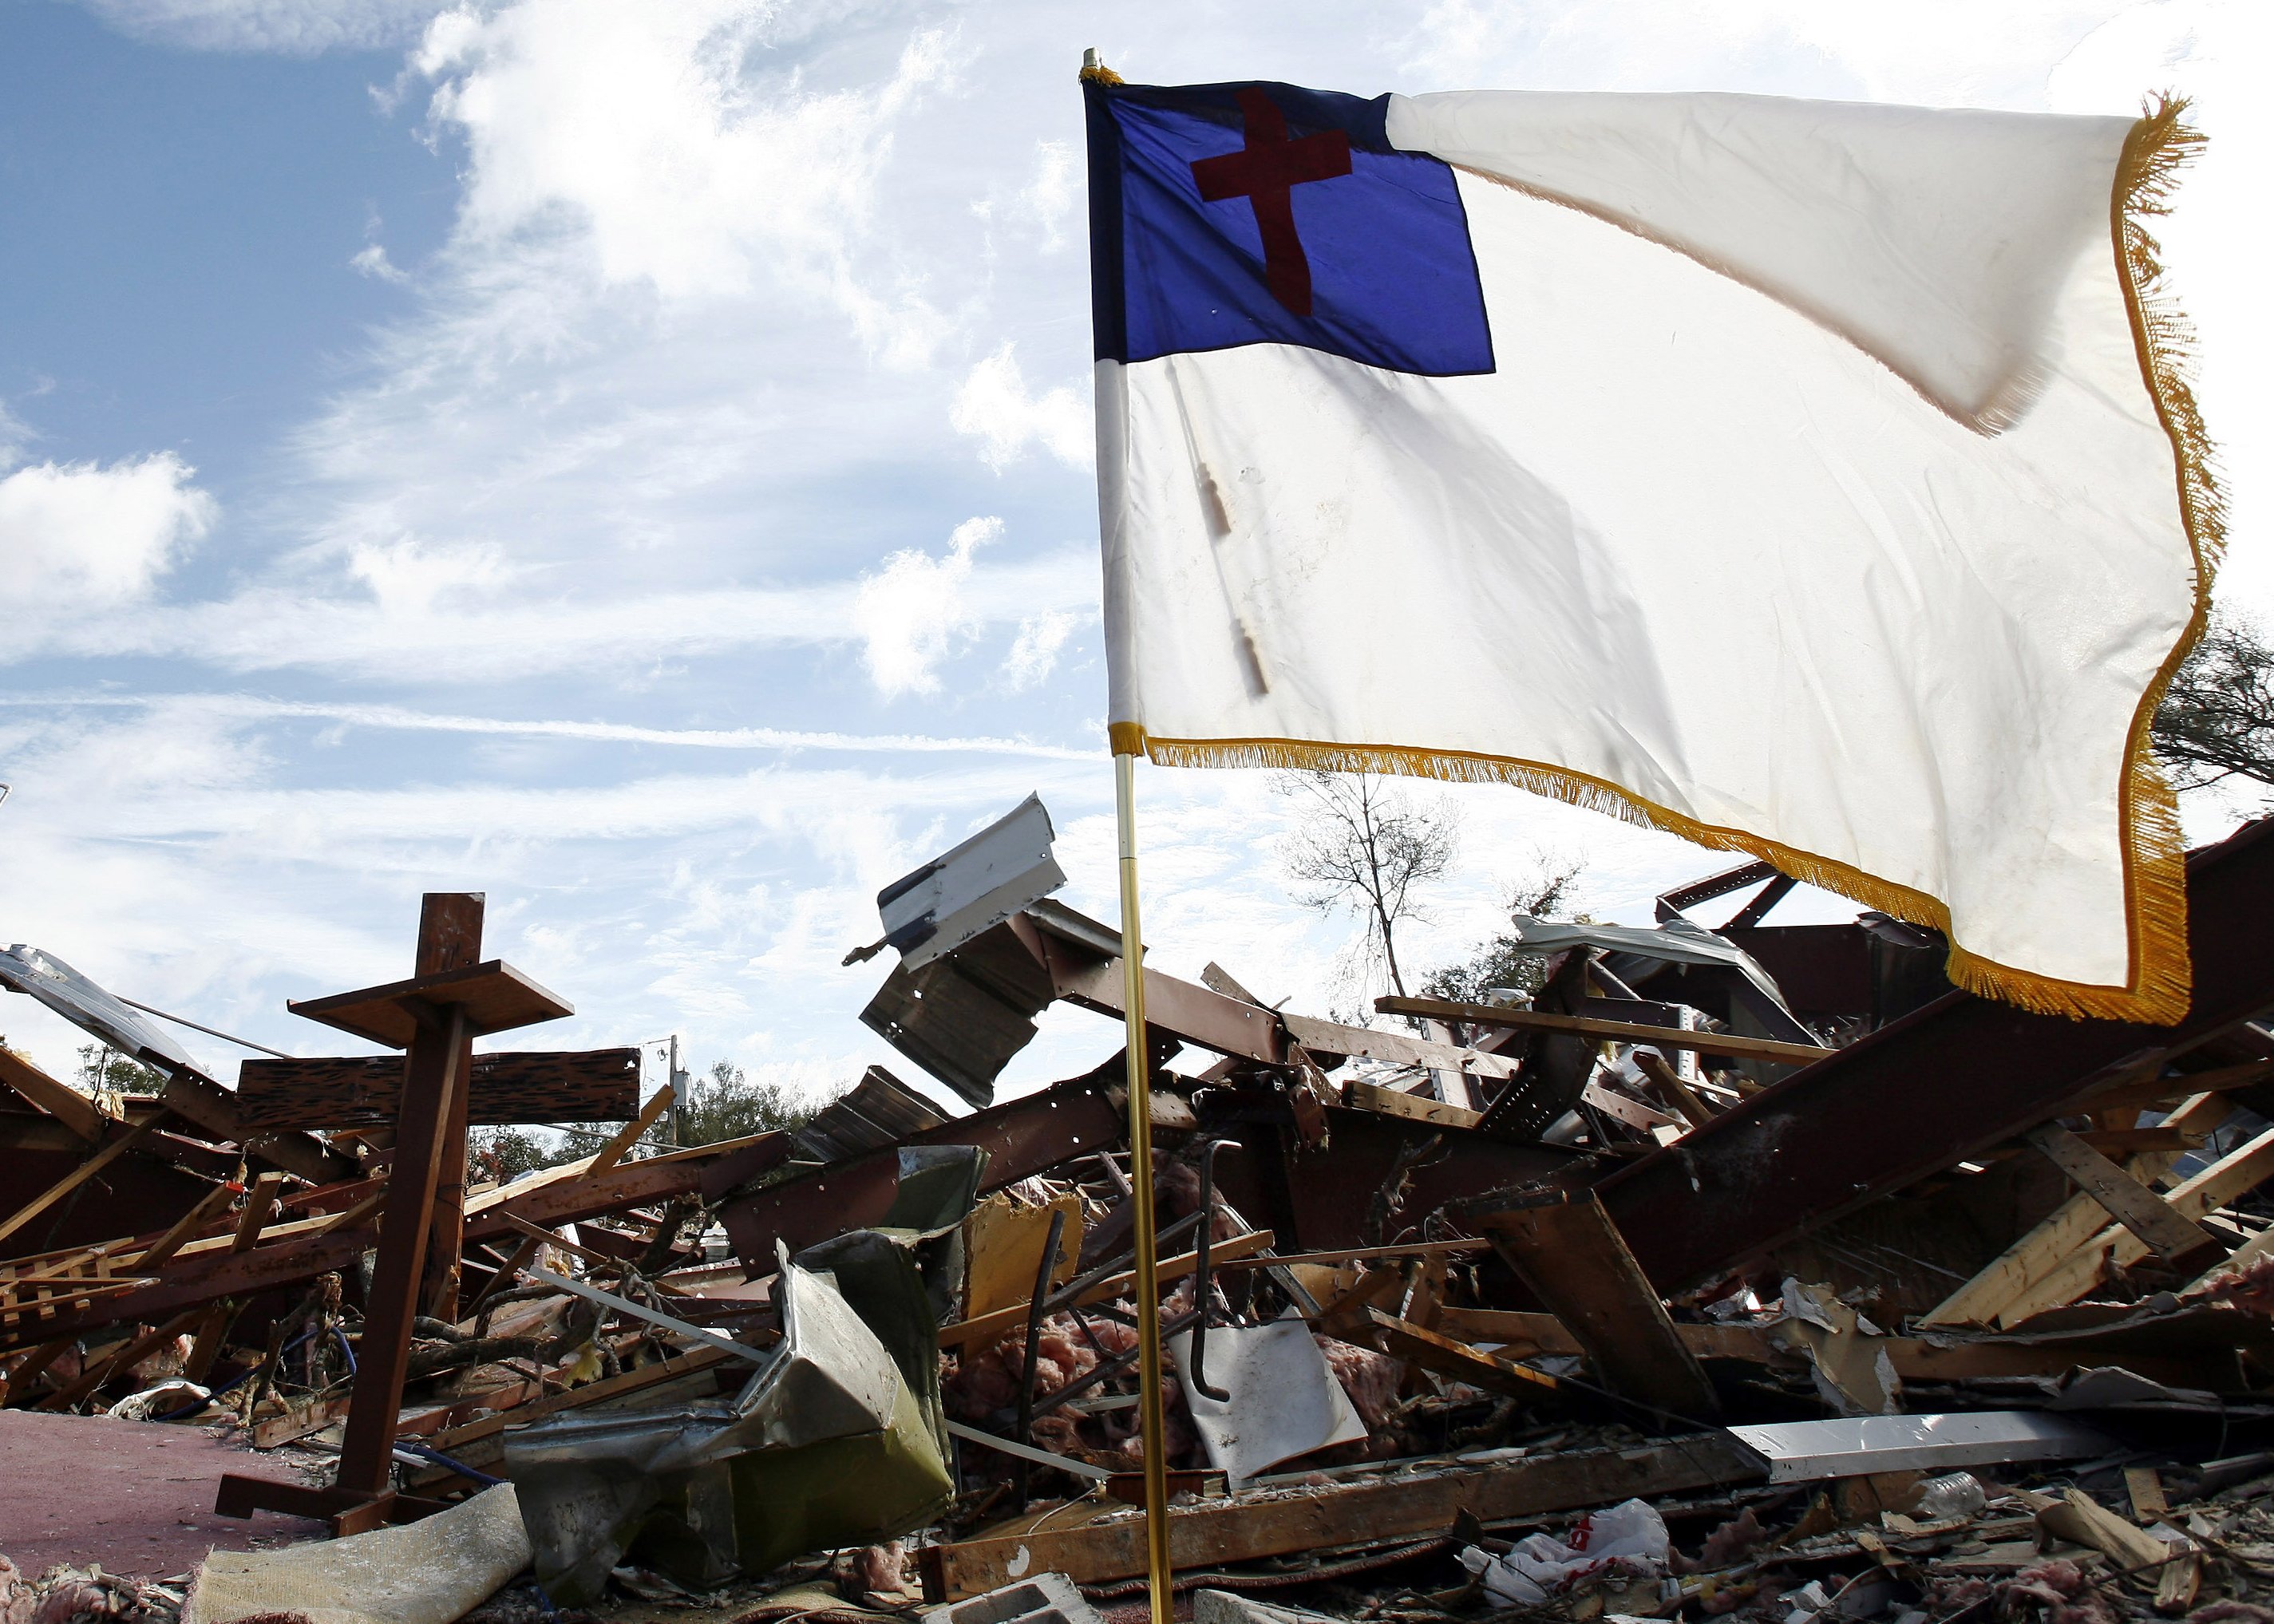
[
  {"x1": 470, "y1": 1126, "x2": 570, "y2": 1182},
  {"x1": 75, "y1": 1045, "x2": 168, "y2": 1095},
  {"x1": 2154, "y1": 607, "x2": 2274, "y2": 796},
  {"x1": 1420, "y1": 856, "x2": 1591, "y2": 1008},
  {"x1": 674, "y1": 1060, "x2": 827, "y2": 1147}
]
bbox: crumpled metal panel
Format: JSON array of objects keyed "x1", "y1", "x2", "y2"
[
  {"x1": 504, "y1": 1245, "x2": 951, "y2": 1602},
  {"x1": 879, "y1": 794, "x2": 1065, "y2": 973},
  {"x1": 0, "y1": 945, "x2": 198, "y2": 1074}
]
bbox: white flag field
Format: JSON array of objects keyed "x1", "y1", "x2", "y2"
[{"x1": 1085, "y1": 79, "x2": 2220, "y2": 1025}]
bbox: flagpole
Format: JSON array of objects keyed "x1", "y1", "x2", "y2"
[{"x1": 1113, "y1": 747, "x2": 1175, "y2": 1622}]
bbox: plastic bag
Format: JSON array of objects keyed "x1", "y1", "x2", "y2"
[{"x1": 1459, "y1": 1499, "x2": 1672, "y2": 1606}]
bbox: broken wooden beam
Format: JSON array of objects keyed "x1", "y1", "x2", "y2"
[
  {"x1": 1376, "y1": 997, "x2": 1833, "y2": 1065},
  {"x1": 235, "y1": 1047, "x2": 642, "y2": 1130},
  {"x1": 2025, "y1": 1122, "x2": 2225, "y2": 1266},
  {"x1": 916, "y1": 1432, "x2": 1766, "y2": 1599},
  {"x1": 1465, "y1": 1188, "x2": 1720, "y2": 1421}
]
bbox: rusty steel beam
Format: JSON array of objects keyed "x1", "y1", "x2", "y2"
[
  {"x1": 718, "y1": 1076, "x2": 1125, "y2": 1271},
  {"x1": 1595, "y1": 817, "x2": 2274, "y2": 1293}
]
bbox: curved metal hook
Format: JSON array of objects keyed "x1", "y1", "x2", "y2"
[{"x1": 1186, "y1": 1136, "x2": 1240, "y2": 1402}]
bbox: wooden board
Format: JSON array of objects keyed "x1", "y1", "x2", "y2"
[
  {"x1": 0, "y1": 1051, "x2": 108, "y2": 1143},
  {"x1": 918, "y1": 1433, "x2": 1766, "y2": 1599},
  {"x1": 2025, "y1": 1123, "x2": 2221, "y2": 1262},
  {"x1": 1364, "y1": 1307, "x2": 1558, "y2": 1397},
  {"x1": 235, "y1": 1048, "x2": 640, "y2": 1129},
  {"x1": 1377, "y1": 997, "x2": 1833, "y2": 1065},
  {"x1": 1469, "y1": 1190, "x2": 1720, "y2": 1420},
  {"x1": 963, "y1": 1192, "x2": 1082, "y2": 1322},
  {"x1": 1997, "y1": 1124, "x2": 2274, "y2": 1326},
  {"x1": 288, "y1": 960, "x2": 572, "y2": 1047},
  {"x1": 1342, "y1": 1079, "x2": 1481, "y2": 1130}
]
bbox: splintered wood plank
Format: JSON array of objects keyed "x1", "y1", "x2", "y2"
[
  {"x1": 1341, "y1": 1079, "x2": 1481, "y2": 1130},
  {"x1": 0, "y1": 1050, "x2": 109, "y2": 1143},
  {"x1": 588, "y1": 1085, "x2": 674, "y2": 1175},
  {"x1": 2026, "y1": 1123, "x2": 2221, "y2": 1262},
  {"x1": 1376, "y1": 997, "x2": 1833, "y2": 1065},
  {"x1": 1363, "y1": 1307, "x2": 1558, "y2": 1397},
  {"x1": 963, "y1": 1191, "x2": 1082, "y2": 1322},
  {"x1": 918, "y1": 1433, "x2": 1766, "y2": 1599},
  {"x1": 1998, "y1": 1124, "x2": 2274, "y2": 1326},
  {"x1": 1924, "y1": 1091, "x2": 2231, "y2": 1327},
  {"x1": 1469, "y1": 1189, "x2": 1720, "y2": 1420},
  {"x1": 235, "y1": 1049, "x2": 640, "y2": 1129}
]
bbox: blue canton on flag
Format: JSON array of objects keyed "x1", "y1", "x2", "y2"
[{"x1": 1085, "y1": 80, "x2": 1495, "y2": 377}]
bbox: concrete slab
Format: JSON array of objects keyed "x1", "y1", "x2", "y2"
[{"x1": 0, "y1": 1411, "x2": 325, "y2": 1578}]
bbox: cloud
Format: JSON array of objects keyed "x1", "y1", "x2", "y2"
[
  {"x1": 951, "y1": 343, "x2": 1090, "y2": 470},
  {"x1": 855, "y1": 515, "x2": 999, "y2": 697},
  {"x1": 1392, "y1": 1, "x2": 2134, "y2": 103},
  {"x1": 0, "y1": 540, "x2": 1100, "y2": 682},
  {"x1": 77, "y1": 0, "x2": 443, "y2": 54},
  {"x1": 1003, "y1": 610, "x2": 1076, "y2": 691},
  {"x1": 350, "y1": 243, "x2": 409, "y2": 283},
  {"x1": 0, "y1": 454, "x2": 214, "y2": 613},
  {"x1": 2, "y1": 691, "x2": 1101, "y2": 761},
  {"x1": 413, "y1": 4, "x2": 958, "y2": 366}
]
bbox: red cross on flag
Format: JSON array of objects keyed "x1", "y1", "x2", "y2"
[{"x1": 1086, "y1": 76, "x2": 2218, "y2": 1025}]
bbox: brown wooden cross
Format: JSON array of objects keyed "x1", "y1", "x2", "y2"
[{"x1": 216, "y1": 891, "x2": 629, "y2": 1535}]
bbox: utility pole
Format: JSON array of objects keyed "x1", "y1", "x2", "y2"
[{"x1": 666, "y1": 1033, "x2": 687, "y2": 1147}]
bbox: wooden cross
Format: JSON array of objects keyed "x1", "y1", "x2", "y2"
[{"x1": 216, "y1": 891, "x2": 621, "y2": 1535}]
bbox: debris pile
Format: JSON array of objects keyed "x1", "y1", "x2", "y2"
[{"x1": 5, "y1": 806, "x2": 2274, "y2": 1624}]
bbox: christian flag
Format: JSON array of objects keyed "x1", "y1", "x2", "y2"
[{"x1": 1085, "y1": 74, "x2": 2217, "y2": 1024}]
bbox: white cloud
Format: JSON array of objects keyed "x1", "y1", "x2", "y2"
[
  {"x1": 1394, "y1": 1, "x2": 2130, "y2": 103},
  {"x1": 350, "y1": 243, "x2": 409, "y2": 283},
  {"x1": 974, "y1": 139, "x2": 1078, "y2": 249},
  {"x1": 346, "y1": 537, "x2": 515, "y2": 611},
  {"x1": 1003, "y1": 610, "x2": 1076, "y2": 691},
  {"x1": 855, "y1": 515, "x2": 999, "y2": 697},
  {"x1": 413, "y1": 4, "x2": 957, "y2": 366},
  {"x1": 0, "y1": 691, "x2": 1101, "y2": 761},
  {"x1": 0, "y1": 454, "x2": 214, "y2": 613},
  {"x1": 77, "y1": 0, "x2": 441, "y2": 53},
  {"x1": 950, "y1": 343, "x2": 1090, "y2": 470}
]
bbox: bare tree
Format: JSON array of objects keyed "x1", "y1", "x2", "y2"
[
  {"x1": 2154, "y1": 607, "x2": 2274, "y2": 796},
  {"x1": 1275, "y1": 770, "x2": 1458, "y2": 999}
]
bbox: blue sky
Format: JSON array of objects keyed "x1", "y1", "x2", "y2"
[{"x1": 0, "y1": 0, "x2": 2266, "y2": 1112}]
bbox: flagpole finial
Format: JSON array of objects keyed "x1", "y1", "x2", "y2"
[{"x1": 1081, "y1": 48, "x2": 1123, "y2": 85}]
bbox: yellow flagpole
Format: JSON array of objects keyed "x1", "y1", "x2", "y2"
[{"x1": 1113, "y1": 748, "x2": 1175, "y2": 1622}]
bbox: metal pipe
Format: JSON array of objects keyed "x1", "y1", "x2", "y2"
[
  {"x1": 1113, "y1": 749, "x2": 1174, "y2": 1624},
  {"x1": 113, "y1": 995, "x2": 295, "y2": 1060}
]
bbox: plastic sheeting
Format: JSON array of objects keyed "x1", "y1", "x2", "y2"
[{"x1": 185, "y1": 1484, "x2": 530, "y2": 1624}]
